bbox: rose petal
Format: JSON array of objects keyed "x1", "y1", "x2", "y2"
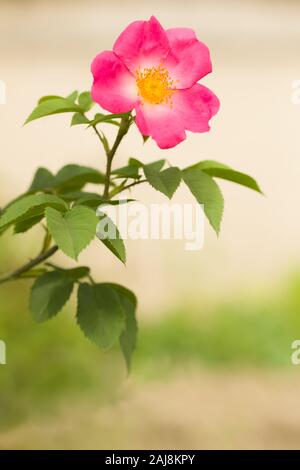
[
  {"x1": 113, "y1": 16, "x2": 170, "y2": 74},
  {"x1": 91, "y1": 51, "x2": 137, "y2": 113},
  {"x1": 172, "y1": 83, "x2": 220, "y2": 132},
  {"x1": 164, "y1": 28, "x2": 212, "y2": 89},
  {"x1": 135, "y1": 102, "x2": 186, "y2": 149}
]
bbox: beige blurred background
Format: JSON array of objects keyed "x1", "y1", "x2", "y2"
[{"x1": 1, "y1": 0, "x2": 300, "y2": 449}]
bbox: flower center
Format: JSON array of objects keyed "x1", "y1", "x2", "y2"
[{"x1": 136, "y1": 65, "x2": 176, "y2": 106}]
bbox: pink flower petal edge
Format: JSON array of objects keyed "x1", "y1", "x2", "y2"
[
  {"x1": 172, "y1": 84, "x2": 220, "y2": 133},
  {"x1": 113, "y1": 16, "x2": 170, "y2": 73},
  {"x1": 135, "y1": 84, "x2": 220, "y2": 149},
  {"x1": 91, "y1": 51, "x2": 137, "y2": 114},
  {"x1": 135, "y1": 102, "x2": 186, "y2": 149},
  {"x1": 164, "y1": 28, "x2": 212, "y2": 89}
]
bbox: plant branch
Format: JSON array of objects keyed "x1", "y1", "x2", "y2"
[
  {"x1": 103, "y1": 114, "x2": 131, "y2": 199},
  {"x1": 0, "y1": 245, "x2": 58, "y2": 285},
  {"x1": 92, "y1": 124, "x2": 110, "y2": 155},
  {"x1": 0, "y1": 114, "x2": 133, "y2": 286},
  {"x1": 39, "y1": 228, "x2": 52, "y2": 255},
  {"x1": 109, "y1": 179, "x2": 147, "y2": 198}
]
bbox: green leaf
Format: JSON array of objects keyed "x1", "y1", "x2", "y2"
[
  {"x1": 66, "y1": 91, "x2": 78, "y2": 102},
  {"x1": 206, "y1": 168, "x2": 262, "y2": 193},
  {"x1": 182, "y1": 168, "x2": 224, "y2": 234},
  {"x1": 46, "y1": 205, "x2": 98, "y2": 260},
  {"x1": 38, "y1": 95, "x2": 62, "y2": 104},
  {"x1": 111, "y1": 284, "x2": 138, "y2": 371},
  {"x1": 59, "y1": 190, "x2": 101, "y2": 203},
  {"x1": 27, "y1": 165, "x2": 106, "y2": 195},
  {"x1": 62, "y1": 266, "x2": 90, "y2": 280},
  {"x1": 25, "y1": 98, "x2": 82, "y2": 124},
  {"x1": 71, "y1": 113, "x2": 89, "y2": 127},
  {"x1": 30, "y1": 267, "x2": 88, "y2": 323},
  {"x1": 103, "y1": 199, "x2": 135, "y2": 206},
  {"x1": 144, "y1": 160, "x2": 165, "y2": 172},
  {"x1": 54, "y1": 164, "x2": 105, "y2": 191},
  {"x1": 74, "y1": 194, "x2": 105, "y2": 210},
  {"x1": 188, "y1": 160, "x2": 262, "y2": 194},
  {"x1": 108, "y1": 180, "x2": 127, "y2": 198},
  {"x1": 112, "y1": 158, "x2": 144, "y2": 179},
  {"x1": 103, "y1": 119, "x2": 121, "y2": 127},
  {"x1": 189, "y1": 160, "x2": 231, "y2": 171},
  {"x1": 14, "y1": 214, "x2": 44, "y2": 234},
  {"x1": 75, "y1": 196, "x2": 134, "y2": 210},
  {"x1": 30, "y1": 271, "x2": 74, "y2": 323},
  {"x1": 129, "y1": 158, "x2": 143, "y2": 167},
  {"x1": 77, "y1": 283, "x2": 125, "y2": 349},
  {"x1": 0, "y1": 194, "x2": 68, "y2": 231},
  {"x1": 112, "y1": 164, "x2": 141, "y2": 179},
  {"x1": 96, "y1": 212, "x2": 126, "y2": 264},
  {"x1": 78, "y1": 92, "x2": 94, "y2": 112},
  {"x1": 144, "y1": 165, "x2": 181, "y2": 199},
  {"x1": 89, "y1": 113, "x2": 128, "y2": 127},
  {"x1": 28, "y1": 167, "x2": 56, "y2": 193},
  {"x1": 19, "y1": 268, "x2": 48, "y2": 279}
]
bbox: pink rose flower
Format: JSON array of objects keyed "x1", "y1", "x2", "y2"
[{"x1": 91, "y1": 16, "x2": 220, "y2": 149}]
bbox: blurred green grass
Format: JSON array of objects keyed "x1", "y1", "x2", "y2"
[
  {"x1": 0, "y1": 281, "x2": 125, "y2": 429},
  {"x1": 135, "y1": 288, "x2": 300, "y2": 379},
  {"x1": 0, "y1": 233, "x2": 125, "y2": 428},
  {"x1": 1, "y1": 234, "x2": 300, "y2": 429}
]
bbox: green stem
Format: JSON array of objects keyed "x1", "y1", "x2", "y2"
[
  {"x1": 109, "y1": 178, "x2": 147, "y2": 198},
  {"x1": 103, "y1": 114, "x2": 131, "y2": 199},
  {"x1": 0, "y1": 245, "x2": 58, "y2": 285},
  {"x1": 39, "y1": 228, "x2": 52, "y2": 255},
  {"x1": 92, "y1": 124, "x2": 110, "y2": 155}
]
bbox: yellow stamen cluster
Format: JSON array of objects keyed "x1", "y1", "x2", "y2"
[{"x1": 136, "y1": 65, "x2": 176, "y2": 106}]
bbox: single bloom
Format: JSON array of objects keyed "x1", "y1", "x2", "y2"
[{"x1": 91, "y1": 16, "x2": 220, "y2": 149}]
